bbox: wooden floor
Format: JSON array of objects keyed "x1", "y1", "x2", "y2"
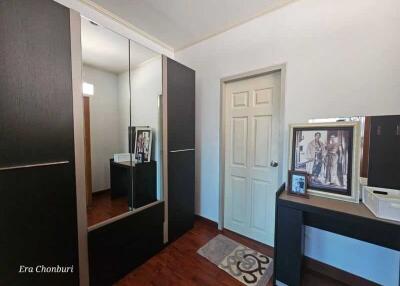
[
  {"x1": 87, "y1": 191, "x2": 129, "y2": 227},
  {"x1": 116, "y1": 217, "x2": 346, "y2": 286}
]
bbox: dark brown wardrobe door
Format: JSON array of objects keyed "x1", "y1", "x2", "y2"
[
  {"x1": 0, "y1": 0, "x2": 79, "y2": 285},
  {"x1": 166, "y1": 57, "x2": 195, "y2": 151},
  {"x1": 168, "y1": 151, "x2": 195, "y2": 242},
  {"x1": 164, "y1": 57, "x2": 195, "y2": 242}
]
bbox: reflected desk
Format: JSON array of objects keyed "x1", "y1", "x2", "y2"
[
  {"x1": 273, "y1": 185, "x2": 400, "y2": 286},
  {"x1": 110, "y1": 159, "x2": 157, "y2": 209}
]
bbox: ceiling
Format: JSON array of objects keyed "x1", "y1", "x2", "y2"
[
  {"x1": 81, "y1": 17, "x2": 158, "y2": 74},
  {"x1": 89, "y1": 0, "x2": 297, "y2": 50}
]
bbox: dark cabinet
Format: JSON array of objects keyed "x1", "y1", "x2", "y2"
[
  {"x1": 89, "y1": 202, "x2": 165, "y2": 286},
  {"x1": 0, "y1": 0, "x2": 79, "y2": 285},
  {"x1": 164, "y1": 57, "x2": 196, "y2": 243},
  {"x1": 368, "y1": 115, "x2": 400, "y2": 189},
  {"x1": 132, "y1": 161, "x2": 157, "y2": 209},
  {"x1": 110, "y1": 160, "x2": 157, "y2": 209},
  {"x1": 110, "y1": 160, "x2": 132, "y2": 199}
]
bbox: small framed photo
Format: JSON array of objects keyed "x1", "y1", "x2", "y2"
[{"x1": 288, "y1": 170, "x2": 309, "y2": 197}]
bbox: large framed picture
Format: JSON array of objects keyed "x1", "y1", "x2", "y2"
[
  {"x1": 134, "y1": 127, "x2": 152, "y2": 163},
  {"x1": 289, "y1": 122, "x2": 360, "y2": 203}
]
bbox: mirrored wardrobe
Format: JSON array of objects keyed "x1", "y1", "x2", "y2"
[
  {"x1": 0, "y1": 2, "x2": 195, "y2": 284},
  {"x1": 80, "y1": 17, "x2": 162, "y2": 227}
]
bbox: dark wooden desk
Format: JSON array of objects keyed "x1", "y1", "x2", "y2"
[{"x1": 273, "y1": 184, "x2": 400, "y2": 286}]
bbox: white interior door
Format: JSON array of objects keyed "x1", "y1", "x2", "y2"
[{"x1": 224, "y1": 71, "x2": 281, "y2": 245}]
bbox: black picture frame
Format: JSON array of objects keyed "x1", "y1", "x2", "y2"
[
  {"x1": 290, "y1": 126, "x2": 354, "y2": 197},
  {"x1": 288, "y1": 170, "x2": 309, "y2": 197},
  {"x1": 128, "y1": 126, "x2": 136, "y2": 154}
]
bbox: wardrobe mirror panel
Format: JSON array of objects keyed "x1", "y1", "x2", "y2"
[
  {"x1": 308, "y1": 115, "x2": 400, "y2": 191},
  {"x1": 128, "y1": 40, "x2": 163, "y2": 210},
  {"x1": 81, "y1": 17, "x2": 133, "y2": 227}
]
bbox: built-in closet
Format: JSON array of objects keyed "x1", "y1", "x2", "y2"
[
  {"x1": 163, "y1": 57, "x2": 196, "y2": 243},
  {"x1": 88, "y1": 56, "x2": 196, "y2": 286},
  {"x1": 0, "y1": 0, "x2": 79, "y2": 285}
]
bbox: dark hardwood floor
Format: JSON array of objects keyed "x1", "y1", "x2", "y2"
[
  {"x1": 115, "y1": 217, "x2": 346, "y2": 286},
  {"x1": 87, "y1": 191, "x2": 129, "y2": 227}
]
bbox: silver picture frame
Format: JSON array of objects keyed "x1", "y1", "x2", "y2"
[{"x1": 288, "y1": 121, "x2": 361, "y2": 203}]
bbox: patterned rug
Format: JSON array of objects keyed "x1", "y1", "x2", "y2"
[{"x1": 197, "y1": 235, "x2": 273, "y2": 286}]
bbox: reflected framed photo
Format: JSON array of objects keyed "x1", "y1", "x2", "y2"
[
  {"x1": 134, "y1": 127, "x2": 152, "y2": 163},
  {"x1": 289, "y1": 122, "x2": 360, "y2": 203},
  {"x1": 288, "y1": 170, "x2": 308, "y2": 197}
]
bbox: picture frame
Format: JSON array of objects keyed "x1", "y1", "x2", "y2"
[
  {"x1": 128, "y1": 126, "x2": 136, "y2": 154},
  {"x1": 288, "y1": 170, "x2": 309, "y2": 197},
  {"x1": 288, "y1": 122, "x2": 360, "y2": 203},
  {"x1": 134, "y1": 127, "x2": 152, "y2": 163}
]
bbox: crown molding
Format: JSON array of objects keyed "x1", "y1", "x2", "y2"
[
  {"x1": 54, "y1": 0, "x2": 174, "y2": 58},
  {"x1": 57, "y1": 0, "x2": 300, "y2": 56},
  {"x1": 79, "y1": 0, "x2": 174, "y2": 51}
]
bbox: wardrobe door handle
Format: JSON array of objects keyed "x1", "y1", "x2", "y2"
[
  {"x1": 169, "y1": 149, "x2": 195, "y2": 153},
  {"x1": 0, "y1": 161, "x2": 70, "y2": 171}
]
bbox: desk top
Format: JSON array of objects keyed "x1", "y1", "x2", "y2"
[
  {"x1": 112, "y1": 161, "x2": 135, "y2": 167},
  {"x1": 279, "y1": 190, "x2": 400, "y2": 226}
]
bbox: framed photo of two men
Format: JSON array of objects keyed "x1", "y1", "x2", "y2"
[{"x1": 289, "y1": 122, "x2": 361, "y2": 203}]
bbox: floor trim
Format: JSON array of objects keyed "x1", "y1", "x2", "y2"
[
  {"x1": 194, "y1": 215, "x2": 218, "y2": 227},
  {"x1": 91, "y1": 188, "x2": 110, "y2": 196},
  {"x1": 195, "y1": 215, "x2": 274, "y2": 252}
]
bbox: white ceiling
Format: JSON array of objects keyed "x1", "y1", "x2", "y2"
[
  {"x1": 81, "y1": 17, "x2": 158, "y2": 73},
  {"x1": 89, "y1": 0, "x2": 297, "y2": 50}
]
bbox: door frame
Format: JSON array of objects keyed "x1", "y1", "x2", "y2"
[
  {"x1": 218, "y1": 64, "x2": 286, "y2": 230},
  {"x1": 70, "y1": 11, "x2": 90, "y2": 286}
]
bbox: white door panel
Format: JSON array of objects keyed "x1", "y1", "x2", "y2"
[
  {"x1": 224, "y1": 72, "x2": 281, "y2": 245},
  {"x1": 253, "y1": 115, "x2": 271, "y2": 168},
  {"x1": 250, "y1": 179, "x2": 269, "y2": 230},
  {"x1": 231, "y1": 117, "x2": 247, "y2": 166},
  {"x1": 231, "y1": 176, "x2": 247, "y2": 224}
]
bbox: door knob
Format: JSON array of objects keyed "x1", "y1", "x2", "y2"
[{"x1": 270, "y1": 160, "x2": 279, "y2": 167}]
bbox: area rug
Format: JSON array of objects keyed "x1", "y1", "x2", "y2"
[{"x1": 197, "y1": 235, "x2": 273, "y2": 285}]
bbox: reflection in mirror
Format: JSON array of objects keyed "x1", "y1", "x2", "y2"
[
  {"x1": 128, "y1": 40, "x2": 162, "y2": 209},
  {"x1": 81, "y1": 17, "x2": 131, "y2": 227},
  {"x1": 309, "y1": 115, "x2": 400, "y2": 192},
  {"x1": 81, "y1": 17, "x2": 162, "y2": 227}
]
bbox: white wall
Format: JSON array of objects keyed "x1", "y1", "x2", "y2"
[
  {"x1": 83, "y1": 65, "x2": 121, "y2": 193},
  {"x1": 118, "y1": 57, "x2": 163, "y2": 198},
  {"x1": 117, "y1": 71, "x2": 131, "y2": 153},
  {"x1": 175, "y1": 0, "x2": 400, "y2": 284}
]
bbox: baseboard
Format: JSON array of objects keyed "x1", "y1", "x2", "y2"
[
  {"x1": 92, "y1": 188, "x2": 110, "y2": 195},
  {"x1": 194, "y1": 215, "x2": 379, "y2": 286},
  {"x1": 304, "y1": 257, "x2": 379, "y2": 286},
  {"x1": 194, "y1": 215, "x2": 218, "y2": 227}
]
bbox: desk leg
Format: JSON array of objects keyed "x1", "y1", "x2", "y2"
[{"x1": 275, "y1": 206, "x2": 304, "y2": 286}]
